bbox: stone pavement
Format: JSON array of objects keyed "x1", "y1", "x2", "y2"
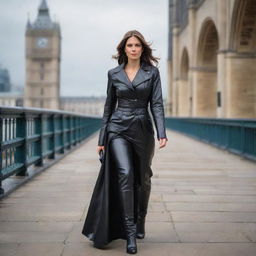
[{"x1": 0, "y1": 129, "x2": 256, "y2": 256}]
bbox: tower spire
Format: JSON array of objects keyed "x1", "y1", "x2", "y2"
[
  {"x1": 38, "y1": 0, "x2": 49, "y2": 16},
  {"x1": 39, "y1": 0, "x2": 49, "y2": 11},
  {"x1": 26, "y1": 12, "x2": 32, "y2": 28},
  {"x1": 33, "y1": 0, "x2": 53, "y2": 28}
]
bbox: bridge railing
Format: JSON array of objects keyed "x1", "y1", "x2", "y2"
[
  {"x1": 0, "y1": 106, "x2": 101, "y2": 195},
  {"x1": 2, "y1": 108, "x2": 255, "y2": 195},
  {"x1": 166, "y1": 117, "x2": 256, "y2": 161}
]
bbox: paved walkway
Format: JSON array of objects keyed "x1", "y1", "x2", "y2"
[{"x1": 0, "y1": 129, "x2": 256, "y2": 256}]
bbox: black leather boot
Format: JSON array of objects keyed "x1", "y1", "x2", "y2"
[
  {"x1": 136, "y1": 215, "x2": 146, "y2": 239},
  {"x1": 120, "y1": 190, "x2": 137, "y2": 254},
  {"x1": 124, "y1": 215, "x2": 137, "y2": 254},
  {"x1": 136, "y1": 185, "x2": 151, "y2": 239}
]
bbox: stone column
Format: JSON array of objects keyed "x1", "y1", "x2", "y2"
[
  {"x1": 167, "y1": 59, "x2": 173, "y2": 116},
  {"x1": 216, "y1": 0, "x2": 228, "y2": 118},
  {"x1": 188, "y1": 3, "x2": 196, "y2": 117},
  {"x1": 172, "y1": 28, "x2": 179, "y2": 116},
  {"x1": 226, "y1": 52, "x2": 256, "y2": 118}
]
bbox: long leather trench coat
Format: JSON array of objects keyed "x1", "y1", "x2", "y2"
[{"x1": 82, "y1": 61, "x2": 168, "y2": 248}]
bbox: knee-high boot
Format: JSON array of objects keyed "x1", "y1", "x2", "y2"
[
  {"x1": 136, "y1": 184, "x2": 151, "y2": 239},
  {"x1": 119, "y1": 190, "x2": 137, "y2": 254}
]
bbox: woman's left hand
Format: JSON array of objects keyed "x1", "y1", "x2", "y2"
[{"x1": 159, "y1": 138, "x2": 167, "y2": 149}]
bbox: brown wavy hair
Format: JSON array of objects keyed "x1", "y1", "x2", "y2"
[{"x1": 112, "y1": 30, "x2": 160, "y2": 66}]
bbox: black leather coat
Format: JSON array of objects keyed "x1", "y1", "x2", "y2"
[
  {"x1": 98, "y1": 61, "x2": 168, "y2": 146},
  {"x1": 82, "y1": 61, "x2": 167, "y2": 248}
]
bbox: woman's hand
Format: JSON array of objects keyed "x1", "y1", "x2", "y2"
[
  {"x1": 97, "y1": 146, "x2": 105, "y2": 154},
  {"x1": 158, "y1": 138, "x2": 167, "y2": 149}
]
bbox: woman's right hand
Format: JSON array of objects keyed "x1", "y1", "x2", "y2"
[{"x1": 97, "y1": 146, "x2": 104, "y2": 154}]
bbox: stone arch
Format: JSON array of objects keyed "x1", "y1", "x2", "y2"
[
  {"x1": 227, "y1": 0, "x2": 256, "y2": 118},
  {"x1": 195, "y1": 18, "x2": 219, "y2": 117},
  {"x1": 177, "y1": 48, "x2": 190, "y2": 116},
  {"x1": 230, "y1": 0, "x2": 256, "y2": 52},
  {"x1": 197, "y1": 18, "x2": 219, "y2": 67}
]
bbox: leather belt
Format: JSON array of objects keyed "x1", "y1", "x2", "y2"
[
  {"x1": 116, "y1": 107, "x2": 148, "y2": 115},
  {"x1": 117, "y1": 98, "x2": 148, "y2": 109}
]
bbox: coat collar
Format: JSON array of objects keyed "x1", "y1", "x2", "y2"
[{"x1": 111, "y1": 62, "x2": 152, "y2": 91}]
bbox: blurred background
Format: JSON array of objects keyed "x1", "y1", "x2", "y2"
[
  {"x1": 0, "y1": 0, "x2": 168, "y2": 115},
  {"x1": 0, "y1": 0, "x2": 255, "y2": 118}
]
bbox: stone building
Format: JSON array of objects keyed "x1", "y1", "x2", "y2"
[
  {"x1": 0, "y1": 92, "x2": 23, "y2": 107},
  {"x1": 167, "y1": 0, "x2": 256, "y2": 118},
  {"x1": 60, "y1": 96, "x2": 106, "y2": 116},
  {"x1": 24, "y1": 0, "x2": 61, "y2": 109}
]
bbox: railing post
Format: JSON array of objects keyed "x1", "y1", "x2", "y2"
[
  {"x1": 66, "y1": 116, "x2": 71, "y2": 150},
  {"x1": 60, "y1": 115, "x2": 65, "y2": 154},
  {"x1": 79, "y1": 117, "x2": 82, "y2": 142},
  {"x1": 15, "y1": 113, "x2": 28, "y2": 176},
  {"x1": 241, "y1": 121, "x2": 245, "y2": 155},
  {"x1": 48, "y1": 114, "x2": 55, "y2": 159},
  {"x1": 74, "y1": 117, "x2": 77, "y2": 146},
  {"x1": 0, "y1": 117, "x2": 4, "y2": 194},
  {"x1": 35, "y1": 113, "x2": 44, "y2": 166},
  {"x1": 72, "y1": 116, "x2": 75, "y2": 145},
  {"x1": 76, "y1": 117, "x2": 79, "y2": 143},
  {"x1": 83, "y1": 118, "x2": 85, "y2": 140},
  {"x1": 77, "y1": 117, "x2": 80, "y2": 143}
]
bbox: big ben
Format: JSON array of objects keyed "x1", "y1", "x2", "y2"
[{"x1": 24, "y1": 0, "x2": 61, "y2": 109}]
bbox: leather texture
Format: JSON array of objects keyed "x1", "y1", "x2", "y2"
[
  {"x1": 98, "y1": 61, "x2": 168, "y2": 146},
  {"x1": 82, "y1": 62, "x2": 167, "y2": 248},
  {"x1": 109, "y1": 136, "x2": 137, "y2": 253}
]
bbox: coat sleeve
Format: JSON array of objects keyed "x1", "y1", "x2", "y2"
[
  {"x1": 149, "y1": 68, "x2": 168, "y2": 141},
  {"x1": 98, "y1": 70, "x2": 117, "y2": 146}
]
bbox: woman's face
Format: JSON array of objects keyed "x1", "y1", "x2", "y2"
[{"x1": 124, "y1": 36, "x2": 143, "y2": 62}]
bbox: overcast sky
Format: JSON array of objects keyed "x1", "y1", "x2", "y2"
[{"x1": 0, "y1": 0, "x2": 169, "y2": 98}]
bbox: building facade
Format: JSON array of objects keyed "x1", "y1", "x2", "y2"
[
  {"x1": 60, "y1": 96, "x2": 106, "y2": 116},
  {"x1": 167, "y1": 0, "x2": 256, "y2": 118},
  {"x1": 24, "y1": 0, "x2": 61, "y2": 109},
  {"x1": 0, "y1": 92, "x2": 23, "y2": 107}
]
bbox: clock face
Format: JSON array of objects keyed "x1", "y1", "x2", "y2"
[{"x1": 36, "y1": 37, "x2": 48, "y2": 48}]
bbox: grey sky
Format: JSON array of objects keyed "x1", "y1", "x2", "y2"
[{"x1": 0, "y1": 0, "x2": 169, "y2": 98}]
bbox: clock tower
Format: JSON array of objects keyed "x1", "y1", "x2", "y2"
[{"x1": 24, "y1": 0, "x2": 61, "y2": 109}]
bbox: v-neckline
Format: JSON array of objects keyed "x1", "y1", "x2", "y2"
[{"x1": 123, "y1": 66, "x2": 141, "y2": 84}]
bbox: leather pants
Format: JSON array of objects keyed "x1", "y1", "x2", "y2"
[
  {"x1": 110, "y1": 134, "x2": 135, "y2": 219},
  {"x1": 109, "y1": 132, "x2": 151, "y2": 230}
]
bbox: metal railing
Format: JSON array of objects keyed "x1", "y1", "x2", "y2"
[
  {"x1": 0, "y1": 106, "x2": 101, "y2": 194},
  {"x1": 166, "y1": 117, "x2": 256, "y2": 161},
  {"x1": 2, "y1": 107, "x2": 255, "y2": 195}
]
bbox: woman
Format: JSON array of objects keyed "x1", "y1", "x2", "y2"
[{"x1": 82, "y1": 30, "x2": 168, "y2": 254}]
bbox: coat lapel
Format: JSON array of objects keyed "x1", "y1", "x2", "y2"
[
  {"x1": 112, "y1": 62, "x2": 152, "y2": 91},
  {"x1": 132, "y1": 63, "x2": 151, "y2": 87},
  {"x1": 112, "y1": 63, "x2": 135, "y2": 91}
]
